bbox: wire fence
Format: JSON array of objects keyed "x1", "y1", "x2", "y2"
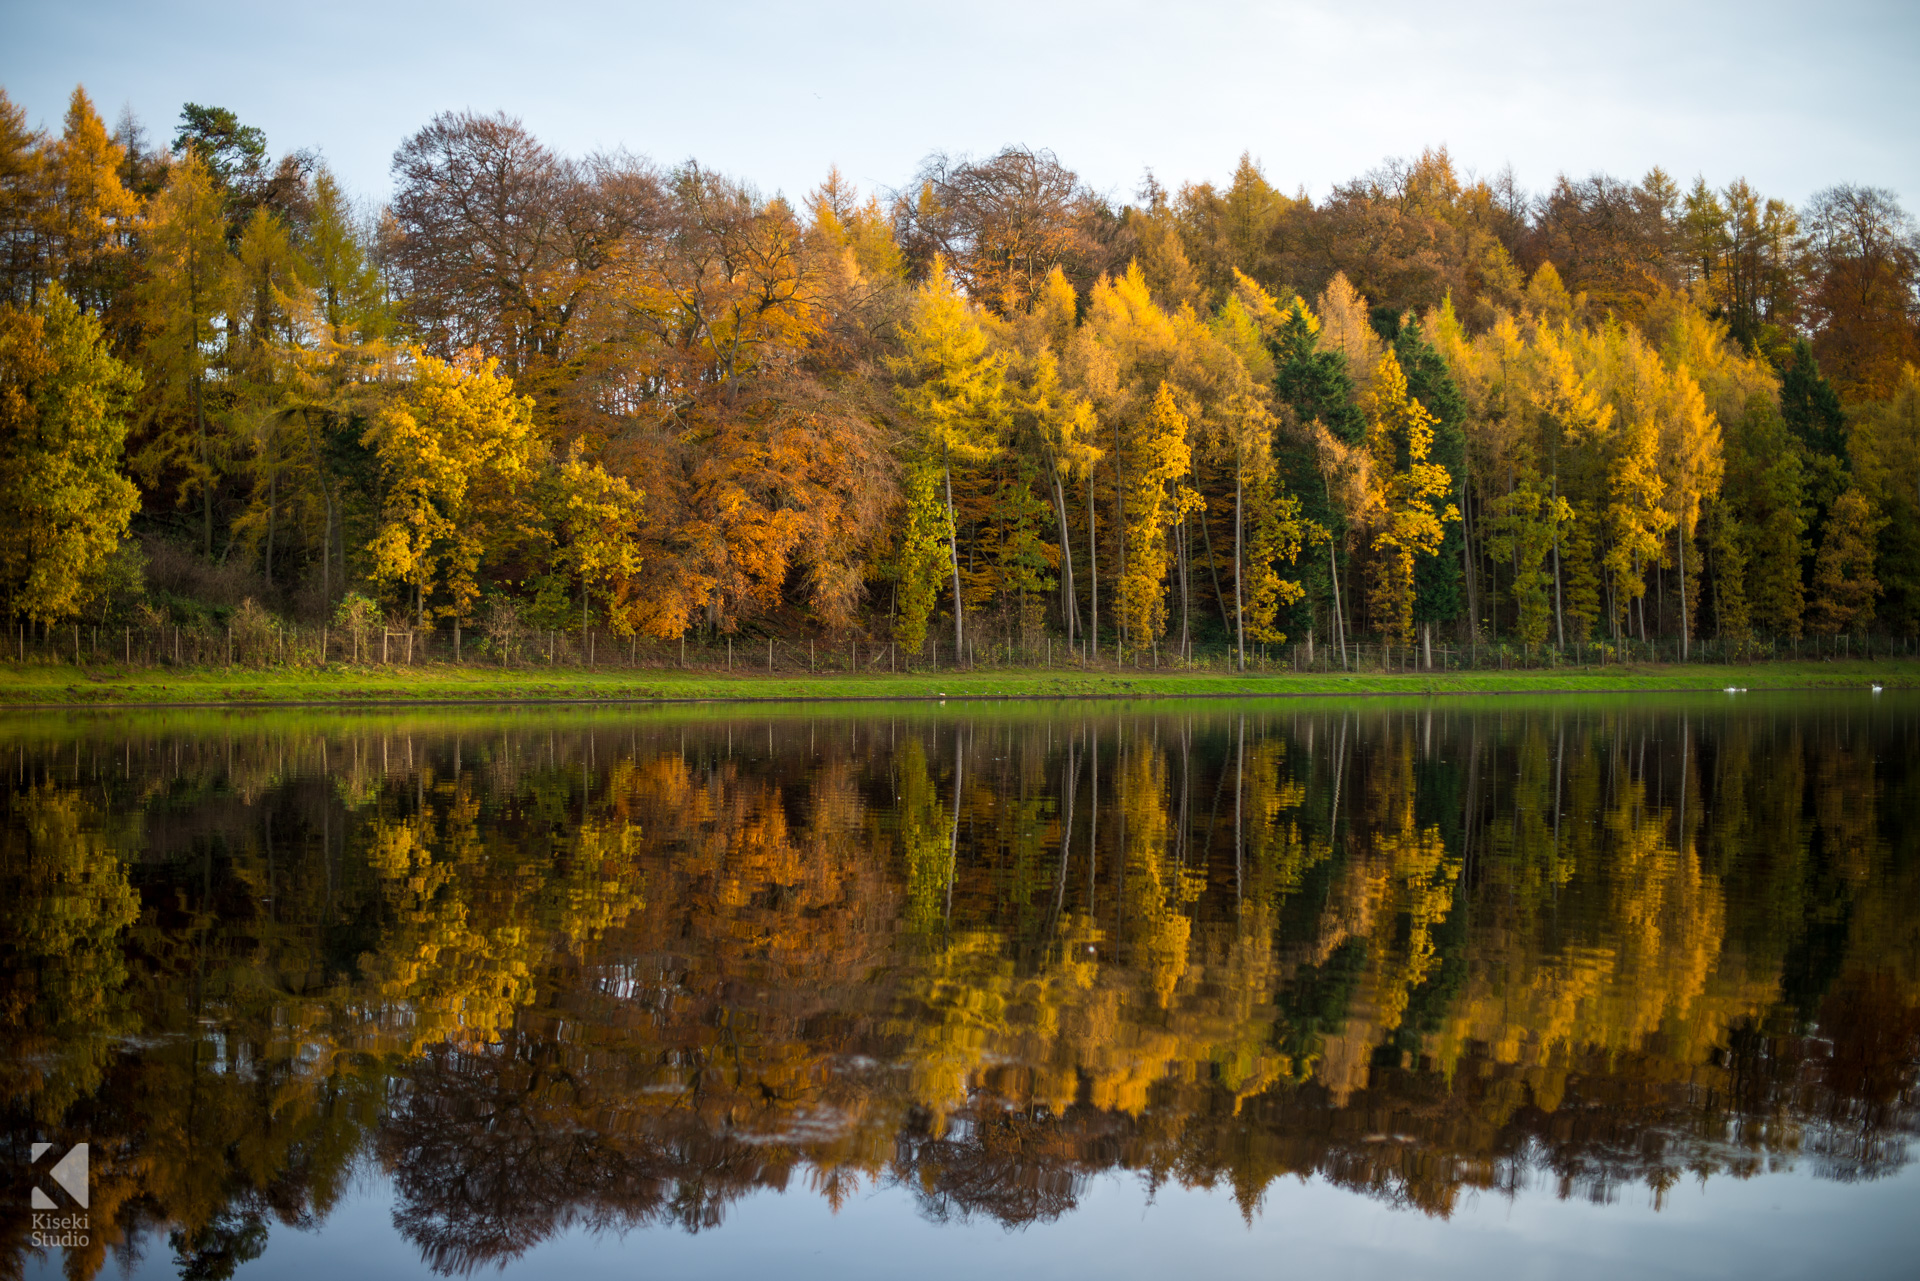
[{"x1": 5, "y1": 617, "x2": 1916, "y2": 677}]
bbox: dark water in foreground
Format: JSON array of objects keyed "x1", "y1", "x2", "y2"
[{"x1": 3, "y1": 695, "x2": 1917, "y2": 1279}]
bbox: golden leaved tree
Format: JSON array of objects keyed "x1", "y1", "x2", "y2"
[
  {"x1": 132, "y1": 153, "x2": 231, "y2": 557},
  {"x1": 891, "y1": 258, "x2": 1007, "y2": 658},
  {"x1": 1360, "y1": 349, "x2": 1456, "y2": 647},
  {"x1": 39, "y1": 87, "x2": 139, "y2": 319},
  {"x1": 363, "y1": 349, "x2": 548, "y2": 631},
  {"x1": 0, "y1": 285, "x2": 141, "y2": 624},
  {"x1": 1114, "y1": 382, "x2": 1198, "y2": 651}
]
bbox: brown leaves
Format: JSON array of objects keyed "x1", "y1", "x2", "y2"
[{"x1": 619, "y1": 372, "x2": 896, "y2": 637}]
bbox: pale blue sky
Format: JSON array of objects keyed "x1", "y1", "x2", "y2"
[{"x1": 3, "y1": 0, "x2": 1915, "y2": 214}]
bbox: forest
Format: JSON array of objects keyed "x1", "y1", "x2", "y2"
[{"x1": 3, "y1": 85, "x2": 1920, "y2": 666}]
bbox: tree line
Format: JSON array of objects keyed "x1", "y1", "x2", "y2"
[{"x1": 3, "y1": 86, "x2": 1918, "y2": 660}]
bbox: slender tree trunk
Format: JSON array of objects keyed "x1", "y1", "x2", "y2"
[
  {"x1": 1050, "y1": 462, "x2": 1078, "y2": 644},
  {"x1": 948, "y1": 729, "x2": 967, "y2": 921},
  {"x1": 1234, "y1": 458, "x2": 1246, "y2": 671},
  {"x1": 188, "y1": 256, "x2": 213, "y2": 557},
  {"x1": 1179, "y1": 517, "x2": 1191, "y2": 662},
  {"x1": 1657, "y1": 555, "x2": 1666, "y2": 636},
  {"x1": 195, "y1": 372, "x2": 211, "y2": 558},
  {"x1": 264, "y1": 467, "x2": 276, "y2": 587},
  {"x1": 1055, "y1": 739, "x2": 1077, "y2": 917},
  {"x1": 1489, "y1": 535, "x2": 1499, "y2": 642},
  {"x1": 1234, "y1": 715, "x2": 1244, "y2": 902},
  {"x1": 1678, "y1": 525, "x2": 1690, "y2": 660},
  {"x1": 1200, "y1": 503, "x2": 1232, "y2": 633},
  {"x1": 1552, "y1": 476, "x2": 1564, "y2": 651},
  {"x1": 1088, "y1": 722, "x2": 1099, "y2": 907},
  {"x1": 1113, "y1": 423, "x2": 1126, "y2": 655},
  {"x1": 1087, "y1": 470, "x2": 1098, "y2": 659},
  {"x1": 1609, "y1": 564, "x2": 1619, "y2": 645},
  {"x1": 1328, "y1": 535, "x2": 1348, "y2": 668},
  {"x1": 322, "y1": 492, "x2": 334, "y2": 616},
  {"x1": 1461, "y1": 470, "x2": 1479, "y2": 638},
  {"x1": 944, "y1": 449, "x2": 964, "y2": 663},
  {"x1": 1637, "y1": 552, "x2": 1649, "y2": 644}
]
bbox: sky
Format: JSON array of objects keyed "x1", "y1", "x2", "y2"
[{"x1": 3, "y1": 0, "x2": 1916, "y2": 216}]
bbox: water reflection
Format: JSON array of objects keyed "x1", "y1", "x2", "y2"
[{"x1": 2, "y1": 699, "x2": 1916, "y2": 1277}]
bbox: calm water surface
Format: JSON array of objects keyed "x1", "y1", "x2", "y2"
[{"x1": 3, "y1": 695, "x2": 1917, "y2": 1278}]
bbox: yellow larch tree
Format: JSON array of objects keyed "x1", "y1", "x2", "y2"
[
  {"x1": 1316, "y1": 271, "x2": 1384, "y2": 400},
  {"x1": 1360, "y1": 349, "x2": 1457, "y2": 647},
  {"x1": 891, "y1": 257, "x2": 1008, "y2": 659},
  {"x1": 1010, "y1": 329, "x2": 1100, "y2": 648},
  {"x1": 0, "y1": 285, "x2": 141, "y2": 624},
  {"x1": 40, "y1": 88, "x2": 140, "y2": 319},
  {"x1": 132, "y1": 152, "x2": 231, "y2": 556},
  {"x1": 549, "y1": 440, "x2": 645, "y2": 635},
  {"x1": 363, "y1": 348, "x2": 547, "y2": 629},
  {"x1": 1114, "y1": 382, "x2": 1196, "y2": 651},
  {"x1": 227, "y1": 206, "x2": 316, "y2": 587}
]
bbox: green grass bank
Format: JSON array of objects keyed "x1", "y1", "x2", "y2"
[{"x1": 0, "y1": 657, "x2": 1914, "y2": 707}]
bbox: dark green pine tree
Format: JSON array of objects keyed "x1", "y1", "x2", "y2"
[
  {"x1": 1270, "y1": 304, "x2": 1364, "y2": 642},
  {"x1": 1272, "y1": 306, "x2": 1364, "y2": 445},
  {"x1": 173, "y1": 103, "x2": 267, "y2": 191},
  {"x1": 1779, "y1": 337, "x2": 1847, "y2": 458},
  {"x1": 1778, "y1": 337, "x2": 1852, "y2": 595}
]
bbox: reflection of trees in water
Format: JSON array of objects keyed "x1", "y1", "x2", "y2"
[
  {"x1": 381, "y1": 1037, "x2": 800, "y2": 1274},
  {"x1": 889, "y1": 1106, "x2": 1098, "y2": 1226},
  {"x1": 1, "y1": 705, "x2": 1917, "y2": 1277}
]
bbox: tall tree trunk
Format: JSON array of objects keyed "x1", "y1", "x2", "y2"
[
  {"x1": 1088, "y1": 722, "x2": 1099, "y2": 905},
  {"x1": 1167, "y1": 522, "x2": 1182, "y2": 660},
  {"x1": 946, "y1": 727, "x2": 963, "y2": 923},
  {"x1": 1637, "y1": 552, "x2": 1649, "y2": 644},
  {"x1": 1488, "y1": 535, "x2": 1498, "y2": 641},
  {"x1": 1678, "y1": 526, "x2": 1690, "y2": 659},
  {"x1": 1460, "y1": 468, "x2": 1479, "y2": 638},
  {"x1": 264, "y1": 466, "x2": 276, "y2": 587},
  {"x1": 1087, "y1": 470, "x2": 1098, "y2": 659},
  {"x1": 1113, "y1": 422, "x2": 1126, "y2": 654},
  {"x1": 1234, "y1": 457, "x2": 1246, "y2": 671},
  {"x1": 189, "y1": 259, "x2": 212, "y2": 558},
  {"x1": 1200, "y1": 503, "x2": 1232, "y2": 633},
  {"x1": 322, "y1": 495, "x2": 332, "y2": 614},
  {"x1": 1055, "y1": 738, "x2": 1077, "y2": 917},
  {"x1": 195, "y1": 372, "x2": 211, "y2": 558},
  {"x1": 1328, "y1": 534, "x2": 1347, "y2": 668},
  {"x1": 1234, "y1": 715, "x2": 1244, "y2": 902},
  {"x1": 1049, "y1": 461, "x2": 1078, "y2": 644},
  {"x1": 1552, "y1": 475, "x2": 1565, "y2": 650},
  {"x1": 944, "y1": 449, "x2": 964, "y2": 662}
]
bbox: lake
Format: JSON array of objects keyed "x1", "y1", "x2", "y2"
[{"x1": 4, "y1": 695, "x2": 1917, "y2": 1279}]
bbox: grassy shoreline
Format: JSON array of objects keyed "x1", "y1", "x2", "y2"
[{"x1": 0, "y1": 657, "x2": 1913, "y2": 708}]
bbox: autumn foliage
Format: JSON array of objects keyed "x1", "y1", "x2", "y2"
[{"x1": 2, "y1": 89, "x2": 1919, "y2": 649}]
